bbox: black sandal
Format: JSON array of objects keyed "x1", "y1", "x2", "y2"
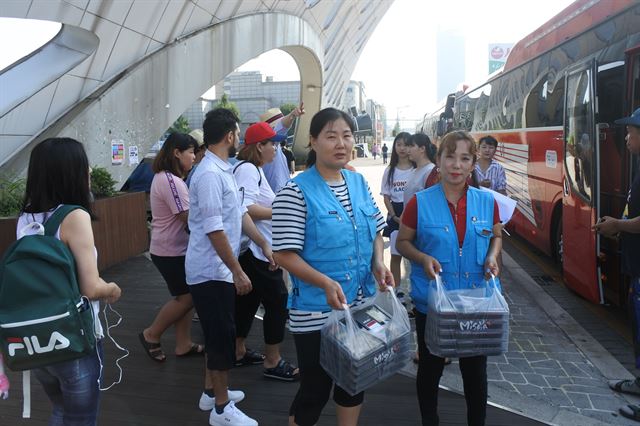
[
  {"x1": 263, "y1": 359, "x2": 299, "y2": 382},
  {"x1": 609, "y1": 379, "x2": 640, "y2": 396},
  {"x1": 235, "y1": 349, "x2": 265, "y2": 367},
  {"x1": 138, "y1": 332, "x2": 166, "y2": 362},
  {"x1": 620, "y1": 404, "x2": 640, "y2": 422}
]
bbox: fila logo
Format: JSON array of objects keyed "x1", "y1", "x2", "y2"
[{"x1": 7, "y1": 332, "x2": 70, "y2": 356}]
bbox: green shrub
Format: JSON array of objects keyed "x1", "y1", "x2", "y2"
[
  {"x1": 0, "y1": 175, "x2": 26, "y2": 217},
  {"x1": 91, "y1": 167, "x2": 117, "y2": 198}
]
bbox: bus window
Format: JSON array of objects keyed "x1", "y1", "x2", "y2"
[
  {"x1": 565, "y1": 68, "x2": 595, "y2": 203},
  {"x1": 525, "y1": 75, "x2": 564, "y2": 127}
]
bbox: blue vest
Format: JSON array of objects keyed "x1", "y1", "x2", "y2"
[
  {"x1": 289, "y1": 166, "x2": 378, "y2": 311},
  {"x1": 410, "y1": 184, "x2": 499, "y2": 314}
]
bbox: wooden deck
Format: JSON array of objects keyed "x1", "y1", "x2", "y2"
[{"x1": 1, "y1": 256, "x2": 545, "y2": 425}]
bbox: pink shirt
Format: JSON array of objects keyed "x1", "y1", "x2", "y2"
[{"x1": 149, "y1": 172, "x2": 190, "y2": 256}]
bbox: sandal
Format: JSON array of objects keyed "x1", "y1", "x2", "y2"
[
  {"x1": 235, "y1": 349, "x2": 265, "y2": 367},
  {"x1": 138, "y1": 332, "x2": 166, "y2": 362},
  {"x1": 176, "y1": 343, "x2": 204, "y2": 358},
  {"x1": 609, "y1": 379, "x2": 640, "y2": 396},
  {"x1": 263, "y1": 359, "x2": 299, "y2": 382},
  {"x1": 619, "y1": 404, "x2": 640, "y2": 422}
]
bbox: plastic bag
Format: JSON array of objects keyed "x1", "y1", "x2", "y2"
[
  {"x1": 320, "y1": 288, "x2": 412, "y2": 396},
  {"x1": 426, "y1": 274, "x2": 509, "y2": 358}
]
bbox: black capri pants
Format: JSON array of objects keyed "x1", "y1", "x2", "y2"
[
  {"x1": 236, "y1": 250, "x2": 288, "y2": 344},
  {"x1": 289, "y1": 331, "x2": 364, "y2": 426},
  {"x1": 150, "y1": 254, "x2": 189, "y2": 296},
  {"x1": 415, "y1": 311, "x2": 487, "y2": 426}
]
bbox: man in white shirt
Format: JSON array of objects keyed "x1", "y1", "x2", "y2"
[{"x1": 186, "y1": 108, "x2": 274, "y2": 426}]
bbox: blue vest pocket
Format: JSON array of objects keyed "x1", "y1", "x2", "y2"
[
  {"x1": 315, "y1": 215, "x2": 350, "y2": 248},
  {"x1": 474, "y1": 225, "x2": 492, "y2": 265}
]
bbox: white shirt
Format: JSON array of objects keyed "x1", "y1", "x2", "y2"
[
  {"x1": 233, "y1": 161, "x2": 274, "y2": 262},
  {"x1": 186, "y1": 150, "x2": 246, "y2": 285},
  {"x1": 403, "y1": 163, "x2": 435, "y2": 205},
  {"x1": 380, "y1": 167, "x2": 414, "y2": 203}
]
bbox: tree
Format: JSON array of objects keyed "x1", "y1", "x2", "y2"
[
  {"x1": 169, "y1": 115, "x2": 191, "y2": 134},
  {"x1": 392, "y1": 121, "x2": 401, "y2": 137},
  {"x1": 216, "y1": 93, "x2": 241, "y2": 119}
]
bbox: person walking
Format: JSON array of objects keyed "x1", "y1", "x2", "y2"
[
  {"x1": 232, "y1": 122, "x2": 299, "y2": 381},
  {"x1": 381, "y1": 143, "x2": 389, "y2": 164},
  {"x1": 17, "y1": 137, "x2": 122, "y2": 425},
  {"x1": 272, "y1": 108, "x2": 392, "y2": 426},
  {"x1": 396, "y1": 130, "x2": 502, "y2": 426},
  {"x1": 595, "y1": 108, "x2": 640, "y2": 422},
  {"x1": 139, "y1": 132, "x2": 204, "y2": 362},
  {"x1": 186, "y1": 108, "x2": 274, "y2": 426}
]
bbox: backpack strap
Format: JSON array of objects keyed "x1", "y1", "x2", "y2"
[
  {"x1": 43, "y1": 205, "x2": 85, "y2": 236},
  {"x1": 233, "y1": 161, "x2": 262, "y2": 187}
]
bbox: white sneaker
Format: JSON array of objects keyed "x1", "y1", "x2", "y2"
[
  {"x1": 199, "y1": 389, "x2": 246, "y2": 411},
  {"x1": 209, "y1": 400, "x2": 257, "y2": 426}
]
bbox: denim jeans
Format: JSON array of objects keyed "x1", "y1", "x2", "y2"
[{"x1": 34, "y1": 340, "x2": 103, "y2": 426}]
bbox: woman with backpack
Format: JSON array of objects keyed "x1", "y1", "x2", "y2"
[
  {"x1": 17, "y1": 137, "x2": 121, "y2": 425},
  {"x1": 140, "y1": 132, "x2": 203, "y2": 362},
  {"x1": 231, "y1": 122, "x2": 298, "y2": 382}
]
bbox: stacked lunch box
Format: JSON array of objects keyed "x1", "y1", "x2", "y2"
[
  {"x1": 320, "y1": 294, "x2": 412, "y2": 396},
  {"x1": 426, "y1": 280, "x2": 510, "y2": 358}
]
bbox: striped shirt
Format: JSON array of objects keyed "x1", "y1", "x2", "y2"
[
  {"x1": 474, "y1": 160, "x2": 507, "y2": 192},
  {"x1": 272, "y1": 179, "x2": 386, "y2": 332}
]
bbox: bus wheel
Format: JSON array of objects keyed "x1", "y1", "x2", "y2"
[{"x1": 554, "y1": 220, "x2": 563, "y2": 265}]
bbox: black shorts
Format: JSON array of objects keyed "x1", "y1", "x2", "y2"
[
  {"x1": 150, "y1": 254, "x2": 189, "y2": 296},
  {"x1": 189, "y1": 280, "x2": 236, "y2": 371}
]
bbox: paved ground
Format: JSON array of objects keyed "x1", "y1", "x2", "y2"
[{"x1": 353, "y1": 156, "x2": 640, "y2": 425}]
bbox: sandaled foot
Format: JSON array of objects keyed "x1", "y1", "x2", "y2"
[
  {"x1": 138, "y1": 332, "x2": 166, "y2": 362},
  {"x1": 176, "y1": 343, "x2": 204, "y2": 357},
  {"x1": 263, "y1": 359, "x2": 299, "y2": 382},
  {"x1": 235, "y1": 349, "x2": 265, "y2": 367},
  {"x1": 609, "y1": 379, "x2": 640, "y2": 396},
  {"x1": 620, "y1": 404, "x2": 640, "y2": 422}
]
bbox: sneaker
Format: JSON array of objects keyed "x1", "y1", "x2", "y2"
[
  {"x1": 199, "y1": 389, "x2": 246, "y2": 411},
  {"x1": 209, "y1": 400, "x2": 257, "y2": 426}
]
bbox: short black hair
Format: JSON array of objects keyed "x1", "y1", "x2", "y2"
[
  {"x1": 203, "y1": 108, "x2": 239, "y2": 146},
  {"x1": 478, "y1": 135, "x2": 498, "y2": 148},
  {"x1": 22, "y1": 137, "x2": 94, "y2": 216}
]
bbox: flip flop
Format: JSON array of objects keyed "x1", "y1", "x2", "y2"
[
  {"x1": 235, "y1": 349, "x2": 265, "y2": 367},
  {"x1": 176, "y1": 343, "x2": 205, "y2": 358},
  {"x1": 619, "y1": 404, "x2": 640, "y2": 422},
  {"x1": 138, "y1": 332, "x2": 166, "y2": 362},
  {"x1": 609, "y1": 379, "x2": 640, "y2": 396}
]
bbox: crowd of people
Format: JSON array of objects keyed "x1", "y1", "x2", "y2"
[{"x1": 6, "y1": 104, "x2": 640, "y2": 426}]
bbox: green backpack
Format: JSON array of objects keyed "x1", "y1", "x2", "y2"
[{"x1": 0, "y1": 205, "x2": 96, "y2": 371}]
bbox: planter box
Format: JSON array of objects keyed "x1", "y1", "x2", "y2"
[{"x1": 0, "y1": 192, "x2": 148, "y2": 271}]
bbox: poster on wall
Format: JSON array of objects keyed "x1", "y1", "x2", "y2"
[
  {"x1": 129, "y1": 145, "x2": 139, "y2": 165},
  {"x1": 111, "y1": 140, "x2": 125, "y2": 165}
]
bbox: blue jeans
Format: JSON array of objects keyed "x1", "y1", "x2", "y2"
[
  {"x1": 630, "y1": 277, "x2": 640, "y2": 369},
  {"x1": 34, "y1": 340, "x2": 103, "y2": 426}
]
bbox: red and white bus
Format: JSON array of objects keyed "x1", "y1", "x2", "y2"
[{"x1": 419, "y1": 0, "x2": 640, "y2": 306}]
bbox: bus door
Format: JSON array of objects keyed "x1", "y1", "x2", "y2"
[{"x1": 562, "y1": 60, "x2": 603, "y2": 304}]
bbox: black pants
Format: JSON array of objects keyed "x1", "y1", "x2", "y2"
[
  {"x1": 236, "y1": 251, "x2": 288, "y2": 344},
  {"x1": 289, "y1": 332, "x2": 364, "y2": 426},
  {"x1": 415, "y1": 311, "x2": 487, "y2": 426}
]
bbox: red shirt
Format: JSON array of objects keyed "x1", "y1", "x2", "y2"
[{"x1": 402, "y1": 191, "x2": 500, "y2": 247}]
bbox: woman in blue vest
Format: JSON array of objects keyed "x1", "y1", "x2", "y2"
[
  {"x1": 396, "y1": 130, "x2": 502, "y2": 426},
  {"x1": 272, "y1": 108, "x2": 392, "y2": 426}
]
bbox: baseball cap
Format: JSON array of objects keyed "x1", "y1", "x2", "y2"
[
  {"x1": 614, "y1": 108, "x2": 640, "y2": 127},
  {"x1": 244, "y1": 122, "x2": 277, "y2": 145}
]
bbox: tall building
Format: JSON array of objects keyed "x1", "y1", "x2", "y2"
[
  {"x1": 436, "y1": 29, "x2": 465, "y2": 102},
  {"x1": 213, "y1": 71, "x2": 300, "y2": 130},
  {"x1": 183, "y1": 98, "x2": 214, "y2": 130},
  {"x1": 343, "y1": 80, "x2": 367, "y2": 114}
]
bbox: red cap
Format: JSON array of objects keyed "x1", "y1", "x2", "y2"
[{"x1": 244, "y1": 122, "x2": 277, "y2": 145}]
